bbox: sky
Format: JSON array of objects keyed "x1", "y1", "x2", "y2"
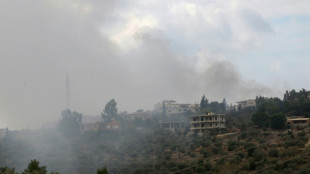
[{"x1": 0, "y1": 0, "x2": 310, "y2": 129}]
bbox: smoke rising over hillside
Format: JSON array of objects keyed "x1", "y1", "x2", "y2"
[{"x1": 1, "y1": 0, "x2": 309, "y2": 129}]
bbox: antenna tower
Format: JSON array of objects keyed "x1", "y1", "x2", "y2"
[{"x1": 66, "y1": 73, "x2": 71, "y2": 110}]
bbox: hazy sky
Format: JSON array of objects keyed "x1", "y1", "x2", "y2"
[{"x1": 1, "y1": 0, "x2": 310, "y2": 129}]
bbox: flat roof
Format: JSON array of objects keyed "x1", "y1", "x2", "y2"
[{"x1": 287, "y1": 118, "x2": 309, "y2": 121}]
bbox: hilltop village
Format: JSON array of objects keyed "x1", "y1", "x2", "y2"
[{"x1": 1, "y1": 89, "x2": 310, "y2": 174}]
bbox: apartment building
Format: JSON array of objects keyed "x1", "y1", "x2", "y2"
[{"x1": 190, "y1": 112, "x2": 225, "y2": 134}]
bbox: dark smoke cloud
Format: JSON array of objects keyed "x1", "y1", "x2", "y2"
[{"x1": 0, "y1": 1, "x2": 277, "y2": 129}]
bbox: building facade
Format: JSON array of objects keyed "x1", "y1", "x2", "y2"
[
  {"x1": 287, "y1": 117, "x2": 310, "y2": 128},
  {"x1": 236, "y1": 99, "x2": 256, "y2": 111},
  {"x1": 154, "y1": 100, "x2": 199, "y2": 115},
  {"x1": 160, "y1": 121, "x2": 189, "y2": 132},
  {"x1": 190, "y1": 112, "x2": 225, "y2": 134},
  {"x1": 125, "y1": 111, "x2": 152, "y2": 120}
]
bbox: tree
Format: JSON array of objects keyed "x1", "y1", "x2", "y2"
[
  {"x1": 283, "y1": 90, "x2": 289, "y2": 102},
  {"x1": 251, "y1": 112, "x2": 269, "y2": 128},
  {"x1": 209, "y1": 101, "x2": 224, "y2": 114},
  {"x1": 200, "y1": 95, "x2": 206, "y2": 110},
  {"x1": 200, "y1": 95, "x2": 209, "y2": 111},
  {"x1": 222, "y1": 98, "x2": 227, "y2": 112},
  {"x1": 101, "y1": 99, "x2": 118, "y2": 121},
  {"x1": 256, "y1": 96, "x2": 283, "y2": 114},
  {"x1": 0, "y1": 167, "x2": 17, "y2": 174},
  {"x1": 22, "y1": 159, "x2": 46, "y2": 174},
  {"x1": 270, "y1": 113, "x2": 286, "y2": 129},
  {"x1": 97, "y1": 166, "x2": 109, "y2": 174},
  {"x1": 58, "y1": 109, "x2": 82, "y2": 138}
]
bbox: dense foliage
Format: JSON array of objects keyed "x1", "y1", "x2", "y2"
[
  {"x1": 200, "y1": 95, "x2": 226, "y2": 114},
  {"x1": 58, "y1": 109, "x2": 82, "y2": 138},
  {"x1": 252, "y1": 89, "x2": 310, "y2": 129}
]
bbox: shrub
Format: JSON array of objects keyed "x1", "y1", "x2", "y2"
[
  {"x1": 254, "y1": 150, "x2": 266, "y2": 161},
  {"x1": 212, "y1": 147, "x2": 219, "y2": 155},
  {"x1": 269, "y1": 148, "x2": 279, "y2": 157},
  {"x1": 245, "y1": 143, "x2": 256, "y2": 157},
  {"x1": 201, "y1": 149, "x2": 209, "y2": 158},
  {"x1": 299, "y1": 167, "x2": 310, "y2": 174},
  {"x1": 249, "y1": 160, "x2": 256, "y2": 170},
  {"x1": 227, "y1": 141, "x2": 238, "y2": 151},
  {"x1": 239, "y1": 132, "x2": 247, "y2": 139}
]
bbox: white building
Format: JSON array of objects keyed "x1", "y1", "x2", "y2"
[
  {"x1": 236, "y1": 99, "x2": 256, "y2": 111},
  {"x1": 125, "y1": 111, "x2": 152, "y2": 120},
  {"x1": 154, "y1": 100, "x2": 199, "y2": 115}
]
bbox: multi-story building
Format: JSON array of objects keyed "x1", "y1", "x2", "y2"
[
  {"x1": 125, "y1": 110, "x2": 152, "y2": 120},
  {"x1": 160, "y1": 121, "x2": 188, "y2": 131},
  {"x1": 154, "y1": 100, "x2": 199, "y2": 115},
  {"x1": 190, "y1": 112, "x2": 225, "y2": 134},
  {"x1": 236, "y1": 99, "x2": 256, "y2": 111}
]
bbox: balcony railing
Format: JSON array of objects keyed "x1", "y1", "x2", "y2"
[{"x1": 190, "y1": 120, "x2": 225, "y2": 123}]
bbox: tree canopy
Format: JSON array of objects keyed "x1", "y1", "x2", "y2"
[
  {"x1": 252, "y1": 89, "x2": 310, "y2": 129},
  {"x1": 251, "y1": 112, "x2": 269, "y2": 128},
  {"x1": 199, "y1": 95, "x2": 225, "y2": 114},
  {"x1": 22, "y1": 159, "x2": 46, "y2": 174},
  {"x1": 270, "y1": 113, "x2": 286, "y2": 129},
  {"x1": 101, "y1": 99, "x2": 118, "y2": 121},
  {"x1": 58, "y1": 109, "x2": 82, "y2": 138},
  {"x1": 200, "y1": 95, "x2": 208, "y2": 110}
]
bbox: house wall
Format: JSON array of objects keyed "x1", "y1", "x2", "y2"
[
  {"x1": 190, "y1": 113, "x2": 226, "y2": 134},
  {"x1": 287, "y1": 117, "x2": 310, "y2": 127},
  {"x1": 154, "y1": 100, "x2": 199, "y2": 115}
]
